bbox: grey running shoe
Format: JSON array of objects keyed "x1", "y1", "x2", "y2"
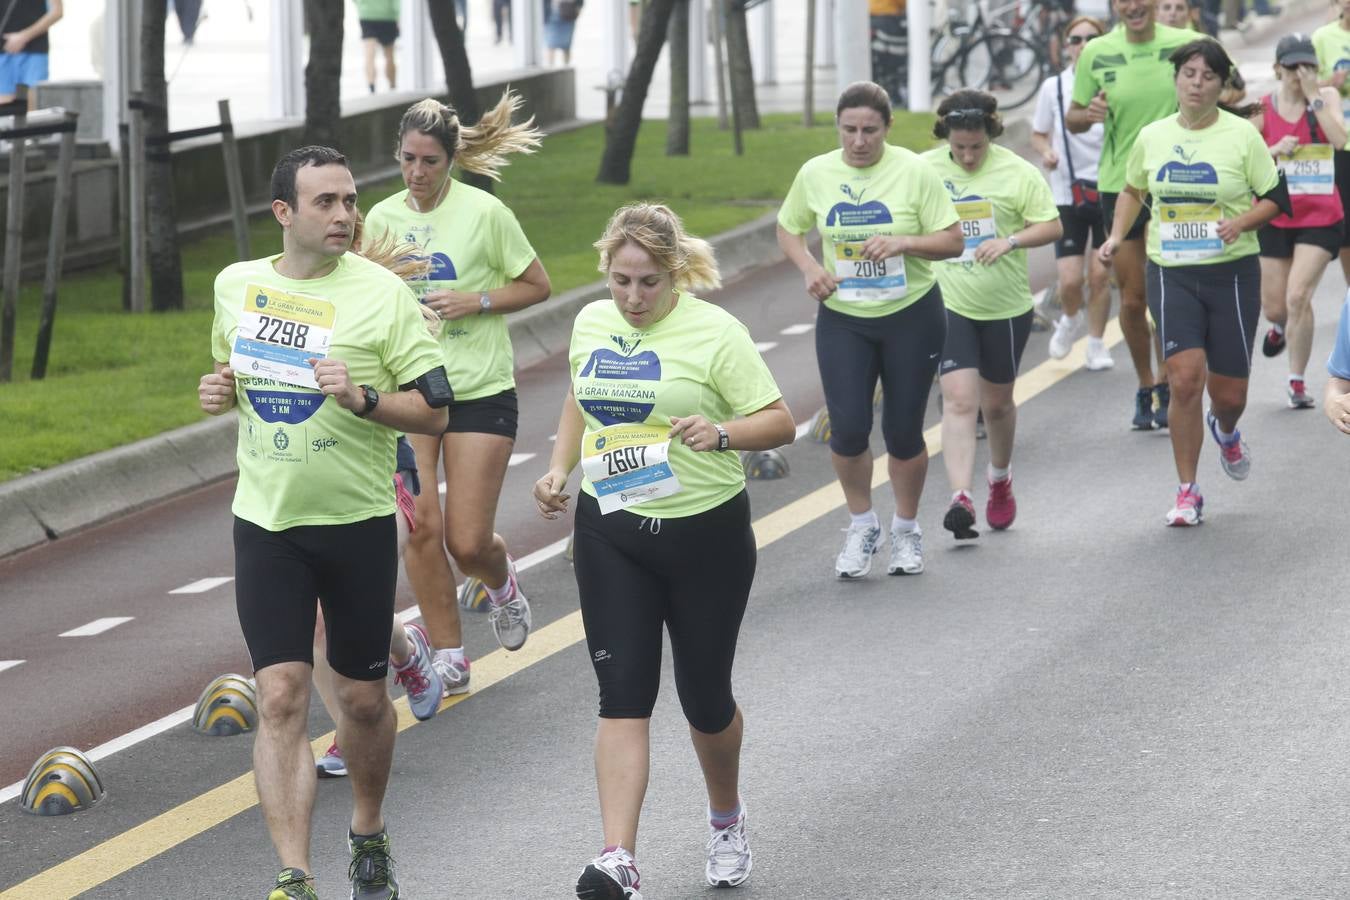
[
  {"x1": 705, "y1": 810, "x2": 753, "y2": 888},
  {"x1": 432, "y1": 652, "x2": 470, "y2": 697},
  {"x1": 1288, "y1": 378, "x2": 1315, "y2": 409},
  {"x1": 315, "y1": 742, "x2": 346, "y2": 779},
  {"x1": 888, "y1": 526, "x2": 924, "y2": 575},
  {"x1": 348, "y1": 831, "x2": 399, "y2": 900},
  {"x1": 1207, "y1": 410, "x2": 1251, "y2": 480},
  {"x1": 577, "y1": 847, "x2": 642, "y2": 899},
  {"x1": 391, "y1": 623, "x2": 442, "y2": 721},
  {"x1": 488, "y1": 557, "x2": 531, "y2": 652},
  {"x1": 834, "y1": 523, "x2": 881, "y2": 579}
]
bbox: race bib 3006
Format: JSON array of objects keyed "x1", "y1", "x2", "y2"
[{"x1": 1158, "y1": 203, "x2": 1222, "y2": 263}]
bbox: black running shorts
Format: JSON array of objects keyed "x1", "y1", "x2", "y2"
[
  {"x1": 939, "y1": 308, "x2": 1034, "y2": 385},
  {"x1": 445, "y1": 388, "x2": 518, "y2": 439},
  {"x1": 233, "y1": 515, "x2": 398, "y2": 681},
  {"x1": 1256, "y1": 222, "x2": 1343, "y2": 260},
  {"x1": 1101, "y1": 191, "x2": 1151, "y2": 243},
  {"x1": 1145, "y1": 255, "x2": 1260, "y2": 378},
  {"x1": 1055, "y1": 203, "x2": 1107, "y2": 258}
]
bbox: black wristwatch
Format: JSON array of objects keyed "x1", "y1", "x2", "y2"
[
  {"x1": 713, "y1": 423, "x2": 730, "y2": 451},
  {"x1": 355, "y1": 384, "x2": 379, "y2": 418}
]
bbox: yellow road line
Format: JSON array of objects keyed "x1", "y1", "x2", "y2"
[{"x1": 0, "y1": 321, "x2": 1123, "y2": 899}]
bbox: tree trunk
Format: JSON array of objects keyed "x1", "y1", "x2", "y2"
[
  {"x1": 302, "y1": 0, "x2": 344, "y2": 148},
  {"x1": 598, "y1": 0, "x2": 678, "y2": 184},
  {"x1": 666, "y1": 0, "x2": 690, "y2": 155},
  {"x1": 426, "y1": 0, "x2": 494, "y2": 193},
  {"x1": 141, "y1": 0, "x2": 183, "y2": 311},
  {"x1": 724, "y1": 0, "x2": 760, "y2": 130}
]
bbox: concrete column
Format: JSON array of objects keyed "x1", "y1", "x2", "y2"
[
  {"x1": 689, "y1": 0, "x2": 708, "y2": 103},
  {"x1": 816, "y1": 0, "x2": 836, "y2": 69},
  {"x1": 750, "y1": 0, "x2": 776, "y2": 86},
  {"x1": 270, "y1": 0, "x2": 305, "y2": 119},
  {"x1": 512, "y1": 0, "x2": 543, "y2": 68},
  {"x1": 907, "y1": 0, "x2": 931, "y2": 112},
  {"x1": 603, "y1": 0, "x2": 629, "y2": 87},
  {"x1": 103, "y1": 0, "x2": 139, "y2": 149},
  {"x1": 400, "y1": 0, "x2": 438, "y2": 91},
  {"x1": 834, "y1": 0, "x2": 869, "y2": 95}
]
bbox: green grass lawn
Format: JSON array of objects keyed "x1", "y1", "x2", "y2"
[{"x1": 0, "y1": 111, "x2": 937, "y2": 482}]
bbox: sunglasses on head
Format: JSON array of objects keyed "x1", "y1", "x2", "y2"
[
  {"x1": 1065, "y1": 33, "x2": 1099, "y2": 45},
  {"x1": 944, "y1": 108, "x2": 987, "y2": 126}
]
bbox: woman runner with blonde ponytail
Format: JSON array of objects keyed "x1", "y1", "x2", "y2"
[
  {"x1": 364, "y1": 91, "x2": 552, "y2": 693},
  {"x1": 534, "y1": 203, "x2": 795, "y2": 898}
]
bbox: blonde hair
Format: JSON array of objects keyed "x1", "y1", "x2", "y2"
[
  {"x1": 594, "y1": 203, "x2": 721, "y2": 293},
  {"x1": 353, "y1": 213, "x2": 440, "y2": 334},
  {"x1": 397, "y1": 90, "x2": 542, "y2": 181}
]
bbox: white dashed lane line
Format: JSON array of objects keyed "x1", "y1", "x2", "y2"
[
  {"x1": 60, "y1": 617, "x2": 135, "y2": 637},
  {"x1": 168, "y1": 577, "x2": 235, "y2": 595},
  {"x1": 780, "y1": 323, "x2": 814, "y2": 335},
  {"x1": 508, "y1": 452, "x2": 537, "y2": 466},
  {"x1": 0, "y1": 661, "x2": 24, "y2": 675},
  {"x1": 754, "y1": 341, "x2": 778, "y2": 353}
]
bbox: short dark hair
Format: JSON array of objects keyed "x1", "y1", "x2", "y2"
[
  {"x1": 1169, "y1": 38, "x2": 1232, "y2": 82},
  {"x1": 932, "y1": 90, "x2": 1004, "y2": 140},
  {"x1": 270, "y1": 146, "x2": 349, "y2": 209},
  {"x1": 836, "y1": 81, "x2": 893, "y2": 126}
]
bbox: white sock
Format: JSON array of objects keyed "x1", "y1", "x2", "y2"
[
  {"x1": 1087, "y1": 336, "x2": 1105, "y2": 350},
  {"x1": 892, "y1": 514, "x2": 917, "y2": 533},
  {"x1": 1213, "y1": 422, "x2": 1236, "y2": 443},
  {"x1": 850, "y1": 509, "x2": 879, "y2": 530},
  {"x1": 436, "y1": 646, "x2": 466, "y2": 666},
  {"x1": 988, "y1": 463, "x2": 1010, "y2": 482},
  {"x1": 951, "y1": 489, "x2": 971, "y2": 503},
  {"x1": 1289, "y1": 373, "x2": 1305, "y2": 384},
  {"x1": 1270, "y1": 323, "x2": 1285, "y2": 336},
  {"x1": 485, "y1": 572, "x2": 515, "y2": 605},
  {"x1": 1058, "y1": 312, "x2": 1077, "y2": 327}
]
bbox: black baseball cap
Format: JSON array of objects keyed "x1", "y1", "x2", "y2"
[{"x1": 1276, "y1": 33, "x2": 1319, "y2": 67}]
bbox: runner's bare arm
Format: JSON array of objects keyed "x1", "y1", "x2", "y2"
[
  {"x1": 868, "y1": 222, "x2": 964, "y2": 261},
  {"x1": 309, "y1": 358, "x2": 448, "y2": 434},
  {"x1": 422, "y1": 258, "x2": 552, "y2": 320},
  {"x1": 776, "y1": 224, "x2": 837, "y2": 302},
  {"x1": 534, "y1": 390, "x2": 585, "y2": 518},
  {"x1": 199, "y1": 362, "x2": 237, "y2": 415},
  {"x1": 669, "y1": 398, "x2": 795, "y2": 453}
]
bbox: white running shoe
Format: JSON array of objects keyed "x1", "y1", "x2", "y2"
[
  {"x1": 576, "y1": 847, "x2": 642, "y2": 899},
  {"x1": 315, "y1": 742, "x2": 347, "y2": 778},
  {"x1": 1084, "y1": 339, "x2": 1115, "y2": 371},
  {"x1": 488, "y1": 558, "x2": 532, "y2": 652},
  {"x1": 835, "y1": 523, "x2": 881, "y2": 579},
  {"x1": 1048, "y1": 312, "x2": 1084, "y2": 359},
  {"x1": 391, "y1": 623, "x2": 443, "y2": 721},
  {"x1": 887, "y1": 526, "x2": 924, "y2": 575},
  {"x1": 432, "y1": 651, "x2": 470, "y2": 697},
  {"x1": 705, "y1": 809, "x2": 753, "y2": 888},
  {"x1": 1207, "y1": 410, "x2": 1251, "y2": 481}
]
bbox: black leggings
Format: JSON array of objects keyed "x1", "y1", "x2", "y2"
[
  {"x1": 572, "y1": 490, "x2": 755, "y2": 734},
  {"x1": 233, "y1": 515, "x2": 398, "y2": 681},
  {"x1": 814, "y1": 284, "x2": 946, "y2": 460}
]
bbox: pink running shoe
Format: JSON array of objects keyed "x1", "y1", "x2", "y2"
[
  {"x1": 1165, "y1": 485, "x2": 1204, "y2": 527},
  {"x1": 986, "y1": 475, "x2": 1016, "y2": 530}
]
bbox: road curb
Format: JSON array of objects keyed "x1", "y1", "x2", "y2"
[{"x1": 0, "y1": 210, "x2": 786, "y2": 561}]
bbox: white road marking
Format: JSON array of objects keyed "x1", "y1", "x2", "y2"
[
  {"x1": 753, "y1": 341, "x2": 778, "y2": 353},
  {"x1": 60, "y1": 617, "x2": 134, "y2": 637},
  {"x1": 508, "y1": 452, "x2": 537, "y2": 466},
  {"x1": 794, "y1": 419, "x2": 812, "y2": 440},
  {"x1": 0, "y1": 660, "x2": 24, "y2": 675},
  {"x1": 168, "y1": 577, "x2": 234, "y2": 595},
  {"x1": 780, "y1": 323, "x2": 814, "y2": 335}
]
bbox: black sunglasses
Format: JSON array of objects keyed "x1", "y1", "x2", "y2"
[
  {"x1": 1065, "y1": 33, "x2": 1099, "y2": 45},
  {"x1": 944, "y1": 108, "x2": 987, "y2": 126}
]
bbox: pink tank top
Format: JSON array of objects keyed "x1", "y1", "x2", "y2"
[{"x1": 1260, "y1": 94, "x2": 1343, "y2": 229}]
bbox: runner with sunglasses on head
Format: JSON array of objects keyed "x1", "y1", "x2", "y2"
[
  {"x1": 1098, "y1": 40, "x2": 1289, "y2": 526},
  {"x1": 924, "y1": 92, "x2": 1062, "y2": 539},
  {"x1": 1068, "y1": 0, "x2": 1200, "y2": 431},
  {"x1": 1253, "y1": 34, "x2": 1347, "y2": 409},
  {"x1": 1311, "y1": 0, "x2": 1350, "y2": 285},
  {"x1": 1032, "y1": 16, "x2": 1114, "y2": 370},
  {"x1": 778, "y1": 81, "x2": 962, "y2": 579}
]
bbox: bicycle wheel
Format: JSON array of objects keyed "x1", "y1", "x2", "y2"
[{"x1": 957, "y1": 32, "x2": 1048, "y2": 111}]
